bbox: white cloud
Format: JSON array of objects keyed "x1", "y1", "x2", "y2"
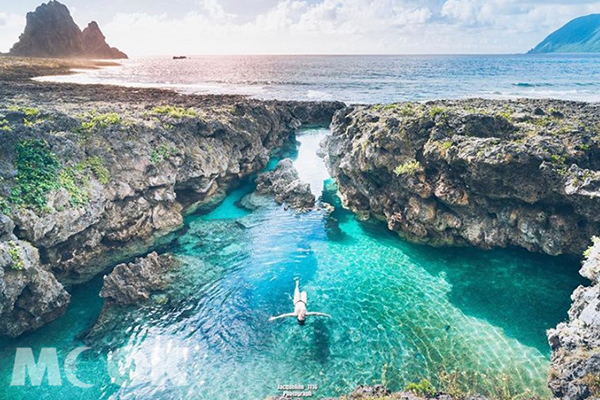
[
  {"x1": 49, "y1": 0, "x2": 600, "y2": 55},
  {"x1": 104, "y1": 0, "x2": 440, "y2": 55},
  {"x1": 0, "y1": 13, "x2": 25, "y2": 53}
]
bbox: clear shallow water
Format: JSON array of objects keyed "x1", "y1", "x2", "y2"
[
  {"x1": 36, "y1": 54, "x2": 600, "y2": 103},
  {"x1": 0, "y1": 128, "x2": 586, "y2": 399}
]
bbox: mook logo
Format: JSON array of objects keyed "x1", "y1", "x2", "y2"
[{"x1": 10, "y1": 341, "x2": 190, "y2": 388}]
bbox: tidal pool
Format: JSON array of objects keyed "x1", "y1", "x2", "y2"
[{"x1": 0, "y1": 127, "x2": 586, "y2": 399}]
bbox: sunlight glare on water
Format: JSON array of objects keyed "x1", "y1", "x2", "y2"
[{"x1": 34, "y1": 54, "x2": 600, "y2": 103}]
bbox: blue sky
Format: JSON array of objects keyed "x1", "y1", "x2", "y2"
[{"x1": 1, "y1": 0, "x2": 600, "y2": 55}]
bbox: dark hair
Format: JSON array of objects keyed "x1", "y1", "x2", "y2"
[{"x1": 298, "y1": 318, "x2": 306, "y2": 326}]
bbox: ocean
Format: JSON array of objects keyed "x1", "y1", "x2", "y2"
[{"x1": 36, "y1": 54, "x2": 600, "y2": 103}]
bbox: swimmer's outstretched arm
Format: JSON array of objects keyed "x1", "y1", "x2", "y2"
[
  {"x1": 269, "y1": 313, "x2": 296, "y2": 321},
  {"x1": 306, "y1": 312, "x2": 332, "y2": 318}
]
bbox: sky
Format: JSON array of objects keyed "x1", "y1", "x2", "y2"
[{"x1": 1, "y1": 0, "x2": 600, "y2": 55}]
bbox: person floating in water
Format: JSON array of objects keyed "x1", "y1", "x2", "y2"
[{"x1": 269, "y1": 278, "x2": 332, "y2": 325}]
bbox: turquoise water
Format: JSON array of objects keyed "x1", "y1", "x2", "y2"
[
  {"x1": 37, "y1": 54, "x2": 600, "y2": 103},
  {"x1": 0, "y1": 127, "x2": 586, "y2": 399}
]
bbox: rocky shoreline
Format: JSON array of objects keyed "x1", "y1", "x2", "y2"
[
  {"x1": 0, "y1": 57, "x2": 343, "y2": 337},
  {"x1": 1, "y1": 58, "x2": 599, "y2": 399},
  {"x1": 548, "y1": 237, "x2": 600, "y2": 399},
  {"x1": 323, "y1": 99, "x2": 600, "y2": 256}
]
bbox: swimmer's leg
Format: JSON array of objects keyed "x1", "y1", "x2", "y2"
[
  {"x1": 293, "y1": 279, "x2": 301, "y2": 304},
  {"x1": 301, "y1": 291, "x2": 307, "y2": 305}
]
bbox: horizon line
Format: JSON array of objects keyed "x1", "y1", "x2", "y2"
[{"x1": 127, "y1": 52, "x2": 541, "y2": 57}]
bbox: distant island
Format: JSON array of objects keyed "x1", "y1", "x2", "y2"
[
  {"x1": 9, "y1": 0, "x2": 127, "y2": 59},
  {"x1": 529, "y1": 14, "x2": 600, "y2": 54}
]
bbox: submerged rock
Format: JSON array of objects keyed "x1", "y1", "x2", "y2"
[
  {"x1": 323, "y1": 99, "x2": 600, "y2": 256},
  {"x1": 237, "y1": 191, "x2": 274, "y2": 211},
  {"x1": 255, "y1": 158, "x2": 316, "y2": 211},
  {"x1": 99, "y1": 252, "x2": 179, "y2": 305},
  {"x1": 548, "y1": 238, "x2": 600, "y2": 399}
]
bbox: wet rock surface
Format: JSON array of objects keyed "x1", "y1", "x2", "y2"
[
  {"x1": 99, "y1": 252, "x2": 179, "y2": 305},
  {"x1": 548, "y1": 238, "x2": 600, "y2": 399},
  {"x1": 255, "y1": 158, "x2": 316, "y2": 211},
  {"x1": 323, "y1": 99, "x2": 600, "y2": 256}
]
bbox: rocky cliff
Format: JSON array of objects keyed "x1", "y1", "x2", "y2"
[
  {"x1": 81, "y1": 22, "x2": 128, "y2": 60},
  {"x1": 548, "y1": 238, "x2": 600, "y2": 399},
  {"x1": 0, "y1": 95, "x2": 342, "y2": 337},
  {"x1": 255, "y1": 158, "x2": 316, "y2": 211},
  {"x1": 9, "y1": 1, "x2": 127, "y2": 59},
  {"x1": 323, "y1": 99, "x2": 600, "y2": 256},
  {"x1": 99, "y1": 252, "x2": 179, "y2": 305}
]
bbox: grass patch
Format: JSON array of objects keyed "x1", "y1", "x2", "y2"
[
  {"x1": 576, "y1": 143, "x2": 591, "y2": 152},
  {"x1": 7, "y1": 240, "x2": 24, "y2": 270},
  {"x1": 394, "y1": 160, "x2": 422, "y2": 176},
  {"x1": 151, "y1": 105, "x2": 198, "y2": 119},
  {"x1": 0, "y1": 118, "x2": 11, "y2": 132},
  {"x1": 58, "y1": 168, "x2": 90, "y2": 206},
  {"x1": 9, "y1": 139, "x2": 61, "y2": 211},
  {"x1": 7, "y1": 140, "x2": 109, "y2": 210},
  {"x1": 439, "y1": 140, "x2": 453, "y2": 153},
  {"x1": 78, "y1": 156, "x2": 110, "y2": 184},
  {"x1": 8, "y1": 106, "x2": 41, "y2": 118},
  {"x1": 7, "y1": 106, "x2": 42, "y2": 126},
  {"x1": 398, "y1": 103, "x2": 417, "y2": 117},
  {"x1": 78, "y1": 111, "x2": 122, "y2": 136},
  {"x1": 58, "y1": 156, "x2": 110, "y2": 206},
  {"x1": 550, "y1": 154, "x2": 566, "y2": 166},
  {"x1": 532, "y1": 116, "x2": 554, "y2": 128},
  {"x1": 429, "y1": 106, "x2": 448, "y2": 119},
  {"x1": 405, "y1": 379, "x2": 436, "y2": 397},
  {"x1": 150, "y1": 144, "x2": 178, "y2": 164},
  {"x1": 497, "y1": 105, "x2": 513, "y2": 122},
  {"x1": 0, "y1": 197, "x2": 10, "y2": 215}
]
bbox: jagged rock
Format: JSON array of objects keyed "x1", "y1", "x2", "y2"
[
  {"x1": 9, "y1": 1, "x2": 127, "y2": 59},
  {"x1": 81, "y1": 22, "x2": 128, "y2": 59},
  {"x1": 99, "y1": 252, "x2": 178, "y2": 305},
  {"x1": 0, "y1": 215, "x2": 14, "y2": 241},
  {"x1": 0, "y1": 240, "x2": 70, "y2": 337},
  {"x1": 0, "y1": 85, "x2": 342, "y2": 337},
  {"x1": 548, "y1": 238, "x2": 600, "y2": 399},
  {"x1": 9, "y1": 1, "x2": 83, "y2": 58},
  {"x1": 323, "y1": 99, "x2": 600, "y2": 256},
  {"x1": 255, "y1": 158, "x2": 316, "y2": 211}
]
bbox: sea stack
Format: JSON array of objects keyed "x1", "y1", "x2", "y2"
[
  {"x1": 9, "y1": 1, "x2": 127, "y2": 59},
  {"x1": 81, "y1": 21, "x2": 128, "y2": 59}
]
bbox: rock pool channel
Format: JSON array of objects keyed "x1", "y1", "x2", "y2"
[{"x1": 0, "y1": 127, "x2": 586, "y2": 399}]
